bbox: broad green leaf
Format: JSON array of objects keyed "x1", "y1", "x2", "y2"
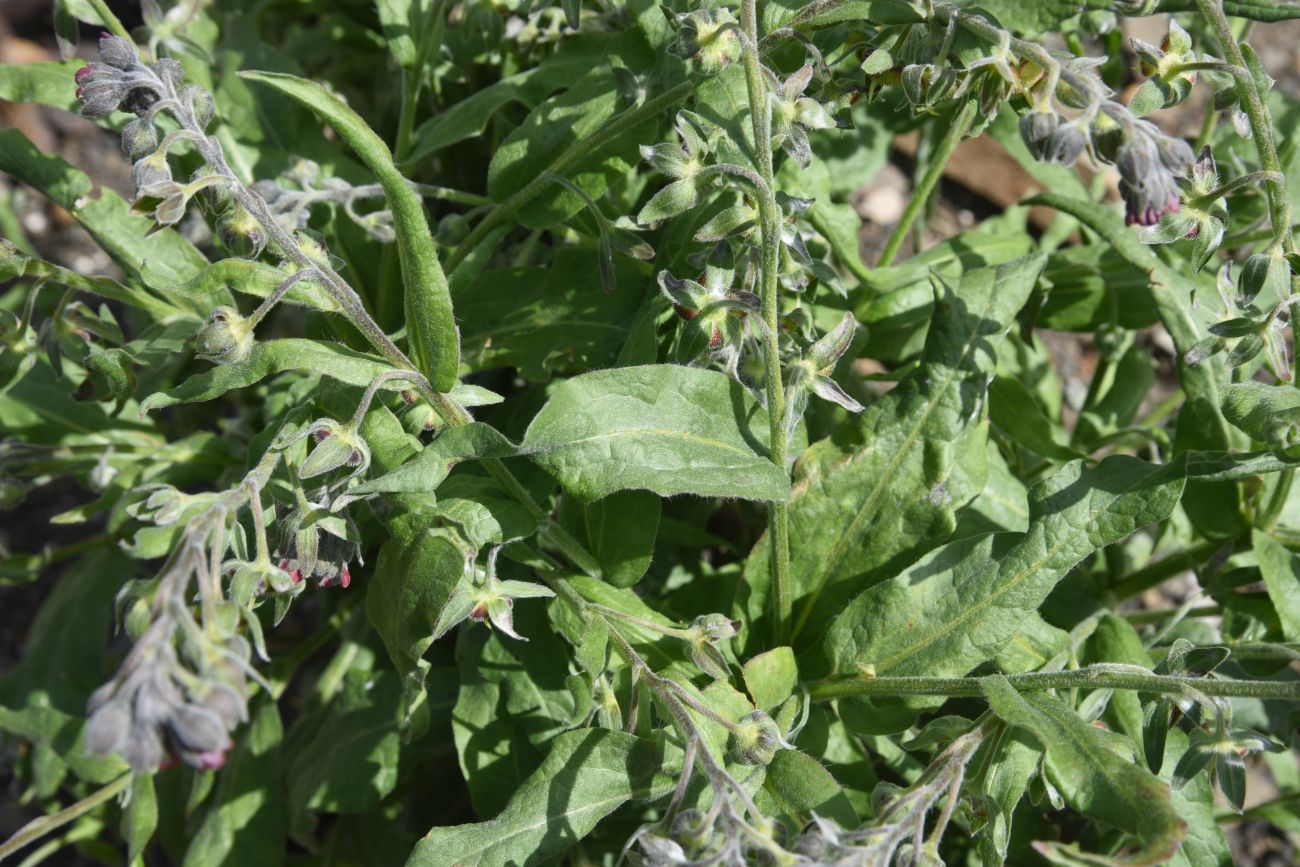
[
  {"x1": 1075, "y1": 344, "x2": 1157, "y2": 447},
  {"x1": 982, "y1": 675, "x2": 1186, "y2": 866},
  {"x1": 183, "y1": 698, "x2": 287, "y2": 867},
  {"x1": 140, "y1": 340, "x2": 397, "y2": 414},
  {"x1": 450, "y1": 606, "x2": 583, "y2": 816},
  {"x1": 241, "y1": 71, "x2": 460, "y2": 392},
  {"x1": 286, "y1": 668, "x2": 403, "y2": 814},
  {"x1": 956, "y1": 440, "x2": 1030, "y2": 537},
  {"x1": 823, "y1": 454, "x2": 1187, "y2": 693},
  {"x1": 994, "y1": 613, "x2": 1069, "y2": 674},
  {"x1": 743, "y1": 646, "x2": 798, "y2": 711},
  {"x1": 778, "y1": 0, "x2": 925, "y2": 28},
  {"x1": 1161, "y1": 730, "x2": 1233, "y2": 867},
  {"x1": 523, "y1": 365, "x2": 788, "y2": 501},
  {"x1": 1252, "y1": 529, "x2": 1300, "y2": 641},
  {"x1": 759, "y1": 749, "x2": 858, "y2": 828},
  {"x1": 1221, "y1": 381, "x2": 1300, "y2": 445},
  {"x1": 1088, "y1": 614, "x2": 1151, "y2": 746},
  {"x1": 0, "y1": 60, "x2": 82, "y2": 111},
  {"x1": 366, "y1": 517, "x2": 470, "y2": 732},
  {"x1": 455, "y1": 250, "x2": 651, "y2": 380},
  {"x1": 989, "y1": 375, "x2": 1086, "y2": 461},
  {"x1": 743, "y1": 255, "x2": 1044, "y2": 653},
  {"x1": 0, "y1": 129, "x2": 211, "y2": 294},
  {"x1": 410, "y1": 729, "x2": 678, "y2": 867},
  {"x1": 559, "y1": 489, "x2": 660, "y2": 588},
  {"x1": 375, "y1": 0, "x2": 431, "y2": 68},
  {"x1": 1038, "y1": 245, "x2": 1159, "y2": 332}
]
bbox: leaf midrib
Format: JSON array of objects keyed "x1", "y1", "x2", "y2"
[
  {"x1": 791, "y1": 280, "x2": 1001, "y2": 642},
  {"x1": 872, "y1": 467, "x2": 1173, "y2": 674}
]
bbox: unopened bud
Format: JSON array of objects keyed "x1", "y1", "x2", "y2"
[
  {"x1": 195, "y1": 306, "x2": 254, "y2": 365},
  {"x1": 120, "y1": 119, "x2": 159, "y2": 161},
  {"x1": 1019, "y1": 109, "x2": 1060, "y2": 161},
  {"x1": 726, "y1": 710, "x2": 784, "y2": 766},
  {"x1": 217, "y1": 206, "x2": 267, "y2": 258}
]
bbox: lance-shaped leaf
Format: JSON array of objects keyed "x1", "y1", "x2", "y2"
[
  {"x1": 822, "y1": 455, "x2": 1187, "y2": 721},
  {"x1": 139, "y1": 340, "x2": 397, "y2": 414},
  {"x1": 742, "y1": 255, "x2": 1045, "y2": 652},
  {"x1": 1251, "y1": 529, "x2": 1300, "y2": 641},
  {"x1": 241, "y1": 71, "x2": 460, "y2": 392},
  {"x1": 409, "y1": 729, "x2": 679, "y2": 867},
  {"x1": 982, "y1": 675, "x2": 1186, "y2": 865}
]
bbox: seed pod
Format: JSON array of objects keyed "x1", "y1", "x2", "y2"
[
  {"x1": 195, "y1": 306, "x2": 254, "y2": 365},
  {"x1": 217, "y1": 206, "x2": 268, "y2": 258},
  {"x1": 726, "y1": 710, "x2": 784, "y2": 766}
]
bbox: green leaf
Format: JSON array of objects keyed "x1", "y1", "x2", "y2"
[
  {"x1": 977, "y1": 725, "x2": 1042, "y2": 865},
  {"x1": 485, "y1": 31, "x2": 662, "y2": 228},
  {"x1": 150, "y1": 258, "x2": 340, "y2": 313},
  {"x1": 982, "y1": 675, "x2": 1186, "y2": 865},
  {"x1": 455, "y1": 250, "x2": 651, "y2": 380},
  {"x1": 559, "y1": 490, "x2": 661, "y2": 588},
  {"x1": 375, "y1": 0, "x2": 431, "y2": 68},
  {"x1": 139, "y1": 339, "x2": 398, "y2": 414},
  {"x1": 241, "y1": 71, "x2": 460, "y2": 392},
  {"x1": 183, "y1": 698, "x2": 287, "y2": 867},
  {"x1": 286, "y1": 668, "x2": 404, "y2": 814},
  {"x1": 823, "y1": 455, "x2": 1187, "y2": 715},
  {"x1": 522, "y1": 365, "x2": 788, "y2": 501},
  {"x1": 1252, "y1": 529, "x2": 1300, "y2": 641},
  {"x1": 744, "y1": 255, "x2": 1045, "y2": 653},
  {"x1": 0, "y1": 60, "x2": 84, "y2": 112},
  {"x1": 760, "y1": 749, "x2": 859, "y2": 828},
  {"x1": 1030, "y1": 192, "x2": 1242, "y2": 540},
  {"x1": 123, "y1": 773, "x2": 158, "y2": 866},
  {"x1": 743, "y1": 646, "x2": 798, "y2": 710},
  {"x1": 410, "y1": 729, "x2": 678, "y2": 867},
  {"x1": 0, "y1": 129, "x2": 211, "y2": 295},
  {"x1": 366, "y1": 517, "x2": 470, "y2": 733},
  {"x1": 989, "y1": 375, "x2": 1086, "y2": 461},
  {"x1": 403, "y1": 39, "x2": 607, "y2": 165},
  {"x1": 1221, "y1": 381, "x2": 1300, "y2": 445}
]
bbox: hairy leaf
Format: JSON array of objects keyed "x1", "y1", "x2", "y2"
[
  {"x1": 982, "y1": 675, "x2": 1186, "y2": 865},
  {"x1": 241, "y1": 71, "x2": 460, "y2": 392},
  {"x1": 743, "y1": 255, "x2": 1045, "y2": 653}
]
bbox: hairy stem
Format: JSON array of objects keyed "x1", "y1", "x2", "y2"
[
  {"x1": 0, "y1": 774, "x2": 130, "y2": 861},
  {"x1": 740, "y1": 0, "x2": 793, "y2": 647},
  {"x1": 808, "y1": 665, "x2": 1300, "y2": 701}
]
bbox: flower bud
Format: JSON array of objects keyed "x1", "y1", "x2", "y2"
[
  {"x1": 97, "y1": 33, "x2": 137, "y2": 70},
  {"x1": 181, "y1": 85, "x2": 215, "y2": 130},
  {"x1": 84, "y1": 694, "x2": 131, "y2": 756},
  {"x1": 692, "y1": 613, "x2": 740, "y2": 642},
  {"x1": 217, "y1": 206, "x2": 268, "y2": 259},
  {"x1": 1043, "y1": 121, "x2": 1087, "y2": 164},
  {"x1": 195, "y1": 306, "x2": 254, "y2": 365},
  {"x1": 726, "y1": 710, "x2": 785, "y2": 766},
  {"x1": 120, "y1": 119, "x2": 159, "y2": 161},
  {"x1": 78, "y1": 77, "x2": 128, "y2": 118},
  {"x1": 1019, "y1": 109, "x2": 1060, "y2": 161},
  {"x1": 167, "y1": 703, "x2": 230, "y2": 756}
]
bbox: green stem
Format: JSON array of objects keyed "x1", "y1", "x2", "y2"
[
  {"x1": 0, "y1": 774, "x2": 130, "y2": 862},
  {"x1": 444, "y1": 81, "x2": 695, "y2": 273},
  {"x1": 1195, "y1": 0, "x2": 1294, "y2": 253},
  {"x1": 878, "y1": 101, "x2": 974, "y2": 267},
  {"x1": 739, "y1": 0, "x2": 793, "y2": 647},
  {"x1": 1108, "y1": 540, "x2": 1220, "y2": 601},
  {"x1": 1257, "y1": 467, "x2": 1294, "y2": 530},
  {"x1": 808, "y1": 666, "x2": 1300, "y2": 702},
  {"x1": 85, "y1": 0, "x2": 133, "y2": 42}
]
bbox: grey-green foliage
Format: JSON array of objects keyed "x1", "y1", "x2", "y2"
[
  {"x1": 741, "y1": 255, "x2": 1045, "y2": 653},
  {"x1": 823, "y1": 455, "x2": 1187, "y2": 719}
]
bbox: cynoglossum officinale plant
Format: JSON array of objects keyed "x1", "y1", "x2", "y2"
[{"x1": 2, "y1": 0, "x2": 1300, "y2": 864}]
